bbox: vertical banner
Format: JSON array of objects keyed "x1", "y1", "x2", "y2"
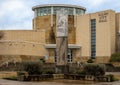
[{"x1": 56, "y1": 9, "x2": 68, "y2": 37}]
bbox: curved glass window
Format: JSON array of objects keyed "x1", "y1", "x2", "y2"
[
  {"x1": 53, "y1": 7, "x2": 74, "y2": 15},
  {"x1": 76, "y1": 8, "x2": 84, "y2": 15},
  {"x1": 68, "y1": 8, "x2": 74, "y2": 15},
  {"x1": 36, "y1": 6, "x2": 85, "y2": 16},
  {"x1": 53, "y1": 7, "x2": 64, "y2": 14},
  {"x1": 37, "y1": 7, "x2": 51, "y2": 16}
]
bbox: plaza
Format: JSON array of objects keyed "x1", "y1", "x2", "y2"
[{"x1": 0, "y1": 79, "x2": 120, "y2": 85}]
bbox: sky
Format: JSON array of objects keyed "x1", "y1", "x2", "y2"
[{"x1": 0, "y1": 0, "x2": 120, "y2": 30}]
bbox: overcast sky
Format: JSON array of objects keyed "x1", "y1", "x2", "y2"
[{"x1": 0, "y1": 0, "x2": 120, "y2": 30}]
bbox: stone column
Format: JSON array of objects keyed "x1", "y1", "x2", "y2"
[
  {"x1": 56, "y1": 37, "x2": 68, "y2": 65},
  {"x1": 56, "y1": 9, "x2": 68, "y2": 73}
]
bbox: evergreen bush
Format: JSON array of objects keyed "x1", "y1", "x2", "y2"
[
  {"x1": 83, "y1": 63, "x2": 105, "y2": 76},
  {"x1": 110, "y1": 53, "x2": 120, "y2": 62},
  {"x1": 87, "y1": 59, "x2": 94, "y2": 63},
  {"x1": 23, "y1": 61, "x2": 42, "y2": 75}
]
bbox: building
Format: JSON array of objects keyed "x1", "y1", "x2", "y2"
[{"x1": 0, "y1": 4, "x2": 119, "y2": 64}]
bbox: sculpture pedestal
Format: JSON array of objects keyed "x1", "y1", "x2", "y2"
[{"x1": 56, "y1": 65, "x2": 69, "y2": 74}]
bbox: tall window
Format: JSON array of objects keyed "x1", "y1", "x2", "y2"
[
  {"x1": 91, "y1": 19, "x2": 96, "y2": 59},
  {"x1": 54, "y1": 49, "x2": 57, "y2": 63},
  {"x1": 67, "y1": 49, "x2": 72, "y2": 63}
]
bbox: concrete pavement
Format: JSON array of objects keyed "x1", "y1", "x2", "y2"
[{"x1": 0, "y1": 79, "x2": 120, "y2": 85}]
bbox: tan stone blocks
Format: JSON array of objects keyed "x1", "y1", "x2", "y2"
[{"x1": 95, "y1": 56, "x2": 110, "y2": 63}]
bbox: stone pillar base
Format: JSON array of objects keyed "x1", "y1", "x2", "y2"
[{"x1": 55, "y1": 65, "x2": 69, "y2": 74}]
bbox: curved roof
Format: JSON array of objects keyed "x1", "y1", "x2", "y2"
[{"x1": 32, "y1": 4, "x2": 86, "y2": 11}]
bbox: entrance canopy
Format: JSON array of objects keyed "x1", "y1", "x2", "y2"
[{"x1": 45, "y1": 44, "x2": 81, "y2": 49}]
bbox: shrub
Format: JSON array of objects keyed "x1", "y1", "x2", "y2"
[
  {"x1": 87, "y1": 59, "x2": 94, "y2": 63},
  {"x1": 75, "y1": 70, "x2": 86, "y2": 75},
  {"x1": 23, "y1": 61, "x2": 42, "y2": 75},
  {"x1": 42, "y1": 69, "x2": 55, "y2": 74},
  {"x1": 83, "y1": 63, "x2": 105, "y2": 76},
  {"x1": 106, "y1": 74, "x2": 119, "y2": 81},
  {"x1": 40, "y1": 58, "x2": 45, "y2": 63},
  {"x1": 110, "y1": 53, "x2": 120, "y2": 62}
]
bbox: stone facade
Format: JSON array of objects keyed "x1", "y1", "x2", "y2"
[
  {"x1": 76, "y1": 10, "x2": 116, "y2": 63},
  {"x1": 0, "y1": 30, "x2": 46, "y2": 63}
]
